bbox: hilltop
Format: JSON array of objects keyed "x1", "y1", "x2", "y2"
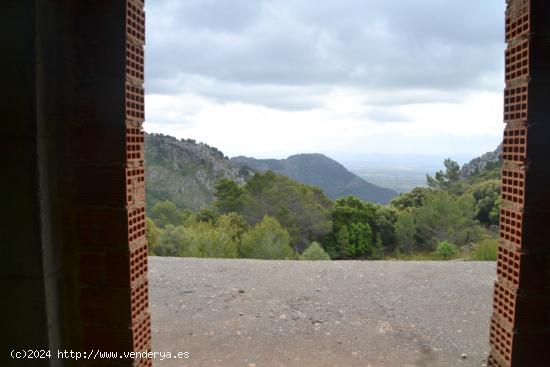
[
  {"x1": 231, "y1": 154, "x2": 397, "y2": 204},
  {"x1": 145, "y1": 133, "x2": 253, "y2": 211}
]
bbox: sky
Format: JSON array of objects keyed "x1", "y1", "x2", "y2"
[{"x1": 144, "y1": 0, "x2": 506, "y2": 165}]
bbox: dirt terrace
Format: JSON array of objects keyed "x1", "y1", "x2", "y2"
[{"x1": 150, "y1": 258, "x2": 495, "y2": 367}]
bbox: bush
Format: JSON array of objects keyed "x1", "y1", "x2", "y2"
[
  {"x1": 185, "y1": 221, "x2": 238, "y2": 258},
  {"x1": 300, "y1": 242, "x2": 331, "y2": 261},
  {"x1": 240, "y1": 216, "x2": 295, "y2": 260},
  {"x1": 153, "y1": 222, "x2": 238, "y2": 258},
  {"x1": 470, "y1": 238, "x2": 498, "y2": 261},
  {"x1": 436, "y1": 240, "x2": 458, "y2": 260},
  {"x1": 146, "y1": 218, "x2": 160, "y2": 255}
]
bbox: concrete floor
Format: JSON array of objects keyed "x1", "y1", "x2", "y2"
[{"x1": 149, "y1": 258, "x2": 496, "y2": 367}]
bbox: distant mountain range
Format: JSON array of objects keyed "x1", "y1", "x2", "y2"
[
  {"x1": 145, "y1": 132, "x2": 504, "y2": 211},
  {"x1": 230, "y1": 154, "x2": 397, "y2": 204},
  {"x1": 145, "y1": 133, "x2": 398, "y2": 210}
]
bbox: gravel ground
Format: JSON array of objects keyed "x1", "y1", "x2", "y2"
[{"x1": 149, "y1": 257, "x2": 496, "y2": 367}]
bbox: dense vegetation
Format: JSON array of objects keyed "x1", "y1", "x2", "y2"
[
  {"x1": 144, "y1": 133, "x2": 252, "y2": 211},
  {"x1": 147, "y1": 154, "x2": 501, "y2": 261}
]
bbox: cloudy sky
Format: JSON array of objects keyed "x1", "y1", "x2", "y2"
[{"x1": 144, "y1": 0, "x2": 505, "y2": 164}]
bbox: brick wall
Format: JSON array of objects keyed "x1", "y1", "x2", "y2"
[
  {"x1": 73, "y1": 1, "x2": 151, "y2": 365},
  {"x1": 488, "y1": 1, "x2": 550, "y2": 366}
]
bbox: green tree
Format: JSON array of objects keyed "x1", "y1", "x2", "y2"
[
  {"x1": 333, "y1": 226, "x2": 351, "y2": 258},
  {"x1": 348, "y1": 222, "x2": 373, "y2": 257},
  {"x1": 326, "y1": 196, "x2": 377, "y2": 259},
  {"x1": 391, "y1": 187, "x2": 432, "y2": 211},
  {"x1": 436, "y1": 240, "x2": 458, "y2": 260},
  {"x1": 414, "y1": 191, "x2": 480, "y2": 250},
  {"x1": 150, "y1": 201, "x2": 183, "y2": 227},
  {"x1": 427, "y1": 158, "x2": 461, "y2": 191},
  {"x1": 216, "y1": 212, "x2": 248, "y2": 243},
  {"x1": 300, "y1": 241, "x2": 331, "y2": 260},
  {"x1": 146, "y1": 218, "x2": 160, "y2": 255},
  {"x1": 154, "y1": 225, "x2": 191, "y2": 257},
  {"x1": 214, "y1": 179, "x2": 245, "y2": 214},
  {"x1": 371, "y1": 234, "x2": 384, "y2": 260},
  {"x1": 196, "y1": 208, "x2": 217, "y2": 223},
  {"x1": 489, "y1": 196, "x2": 502, "y2": 225},
  {"x1": 240, "y1": 172, "x2": 332, "y2": 250},
  {"x1": 395, "y1": 210, "x2": 416, "y2": 253},
  {"x1": 470, "y1": 238, "x2": 498, "y2": 261},
  {"x1": 153, "y1": 222, "x2": 239, "y2": 259},
  {"x1": 239, "y1": 216, "x2": 295, "y2": 259},
  {"x1": 466, "y1": 180, "x2": 501, "y2": 225},
  {"x1": 184, "y1": 221, "x2": 238, "y2": 258},
  {"x1": 372, "y1": 205, "x2": 398, "y2": 251}
]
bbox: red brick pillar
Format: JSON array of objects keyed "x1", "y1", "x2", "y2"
[
  {"x1": 72, "y1": 1, "x2": 151, "y2": 365},
  {"x1": 488, "y1": 1, "x2": 550, "y2": 366}
]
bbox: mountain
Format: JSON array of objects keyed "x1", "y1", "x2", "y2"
[
  {"x1": 230, "y1": 154, "x2": 398, "y2": 204},
  {"x1": 460, "y1": 144, "x2": 502, "y2": 178},
  {"x1": 145, "y1": 133, "x2": 253, "y2": 211}
]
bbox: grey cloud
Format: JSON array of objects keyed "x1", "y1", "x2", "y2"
[{"x1": 145, "y1": 0, "x2": 505, "y2": 109}]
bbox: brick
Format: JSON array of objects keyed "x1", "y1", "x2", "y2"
[
  {"x1": 487, "y1": 353, "x2": 508, "y2": 367},
  {"x1": 130, "y1": 280, "x2": 150, "y2": 325},
  {"x1": 524, "y1": 164, "x2": 550, "y2": 210},
  {"x1": 504, "y1": 86, "x2": 528, "y2": 124},
  {"x1": 129, "y1": 244, "x2": 148, "y2": 286},
  {"x1": 137, "y1": 358, "x2": 153, "y2": 367},
  {"x1": 489, "y1": 316, "x2": 550, "y2": 365},
  {"x1": 126, "y1": 43, "x2": 145, "y2": 83},
  {"x1": 83, "y1": 324, "x2": 133, "y2": 352},
  {"x1": 70, "y1": 126, "x2": 127, "y2": 164},
  {"x1": 74, "y1": 166, "x2": 127, "y2": 207},
  {"x1": 126, "y1": 166, "x2": 145, "y2": 207},
  {"x1": 531, "y1": 2, "x2": 550, "y2": 34},
  {"x1": 131, "y1": 313, "x2": 151, "y2": 352},
  {"x1": 505, "y1": 39, "x2": 530, "y2": 83},
  {"x1": 499, "y1": 208, "x2": 523, "y2": 249},
  {"x1": 492, "y1": 281, "x2": 550, "y2": 331},
  {"x1": 520, "y1": 209, "x2": 550, "y2": 253},
  {"x1": 104, "y1": 252, "x2": 132, "y2": 286},
  {"x1": 76, "y1": 208, "x2": 129, "y2": 248},
  {"x1": 128, "y1": 206, "x2": 146, "y2": 243},
  {"x1": 80, "y1": 286, "x2": 132, "y2": 325},
  {"x1": 505, "y1": 0, "x2": 530, "y2": 43},
  {"x1": 79, "y1": 251, "x2": 105, "y2": 285},
  {"x1": 497, "y1": 242, "x2": 549, "y2": 291},
  {"x1": 126, "y1": 85, "x2": 145, "y2": 122},
  {"x1": 126, "y1": 0, "x2": 145, "y2": 44}
]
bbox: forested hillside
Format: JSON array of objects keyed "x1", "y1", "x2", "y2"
[
  {"x1": 146, "y1": 136, "x2": 502, "y2": 262},
  {"x1": 145, "y1": 133, "x2": 253, "y2": 211},
  {"x1": 231, "y1": 154, "x2": 398, "y2": 204}
]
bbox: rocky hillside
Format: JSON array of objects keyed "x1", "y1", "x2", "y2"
[
  {"x1": 231, "y1": 154, "x2": 397, "y2": 204},
  {"x1": 460, "y1": 144, "x2": 502, "y2": 178},
  {"x1": 145, "y1": 133, "x2": 253, "y2": 211}
]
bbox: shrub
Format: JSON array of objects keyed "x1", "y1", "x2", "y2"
[
  {"x1": 300, "y1": 242, "x2": 331, "y2": 261},
  {"x1": 436, "y1": 240, "x2": 458, "y2": 260},
  {"x1": 146, "y1": 218, "x2": 160, "y2": 255},
  {"x1": 153, "y1": 222, "x2": 238, "y2": 258},
  {"x1": 240, "y1": 216, "x2": 295, "y2": 260},
  {"x1": 185, "y1": 221, "x2": 238, "y2": 258},
  {"x1": 470, "y1": 238, "x2": 498, "y2": 261}
]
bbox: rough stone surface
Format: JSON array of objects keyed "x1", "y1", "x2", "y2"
[
  {"x1": 460, "y1": 145, "x2": 502, "y2": 178},
  {"x1": 150, "y1": 258, "x2": 495, "y2": 367},
  {"x1": 145, "y1": 133, "x2": 253, "y2": 210}
]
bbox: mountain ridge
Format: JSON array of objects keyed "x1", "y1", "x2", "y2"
[
  {"x1": 460, "y1": 144, "x2": 502, "y2": 178},
  {"x1": 230, "y1": 153, "x2": 397, "y2": 204},
  {"x1": 145, "y1": 133, "x2": 253, "y2": 211}
]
